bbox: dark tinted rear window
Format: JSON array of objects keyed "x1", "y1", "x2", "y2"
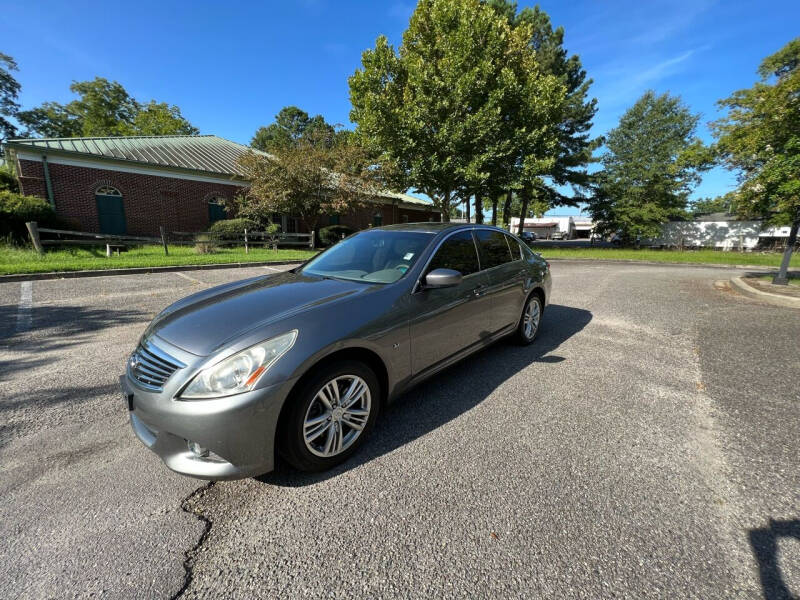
[
  {"x1": 476, "y1": 230, "x2": 513, "y2": 269},
  {"x1": 427, "y1": 231, "x2": 480, "y2": 276},
  {"x1": 504, "y1": 233, "x2": 523, "y2": 260}
]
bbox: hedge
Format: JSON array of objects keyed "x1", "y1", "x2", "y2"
[{"x1": 0, "y1": 191, "x2": 59, "y2": 244}]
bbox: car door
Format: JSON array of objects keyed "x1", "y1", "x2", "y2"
[
  {"x1": 409, "y1": 230, "x2": 492, "y2": 374},
  {"x1": 474, "y1": 229, "x2": 527, "y2": 333}
]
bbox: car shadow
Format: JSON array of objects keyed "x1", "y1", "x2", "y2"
[
  {"x1": 749, "y1": 519, "x2": 800, "y2": 600},
  {"x1": 257, "y1": 303, "x2": 592, "y2": 487}
]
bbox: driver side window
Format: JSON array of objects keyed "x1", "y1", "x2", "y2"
[{"x1": 427, "y1": 231, "x2": 480, "y2": 276}]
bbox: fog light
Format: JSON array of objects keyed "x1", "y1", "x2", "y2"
[{"x1": 187, "y1": 440, "x2": 209, "y2": 458}]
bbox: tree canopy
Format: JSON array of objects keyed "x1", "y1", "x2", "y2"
[
  {"x1": 0, "y1": 52, "x2": 21, "y2": 142},
  {"x1": 250, "y1": 106, "x2": 341, "y2": 152},
  {"x1": 349, "y1": 0, "x2": 565, "y2": 221},
  {"x1": 17, "y1": 77, "x2": 198, "y2": 138},
  {"x1": 711, "y1": 37, "x2": 800, "y2": 282},
  {"x1": 588, "y1": 90, "x2": 710, "y2": 241}
]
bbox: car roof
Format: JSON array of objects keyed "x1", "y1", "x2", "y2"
[{"x1": 376, "y1": 222, "x2": 512, "y2": 235}]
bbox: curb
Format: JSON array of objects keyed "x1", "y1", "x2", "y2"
[
  {"x1": 0, "y1": 260, "x2": 304, "y2": 283},
  {"x1": 543, "y1": 257, "x2": 778, "y2": 270},
  {"x1": 729, "y1": 276, "x2": 800, "y2": 308}
]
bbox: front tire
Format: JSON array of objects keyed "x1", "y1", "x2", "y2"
[
  {"x1": 279, "y1": 360, "x2": 380, "y2": 472},
  {"x1": 514, "y1": 293, "x2": 542, "y2": 345}
]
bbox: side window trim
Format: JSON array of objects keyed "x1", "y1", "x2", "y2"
[{"x1": 414, "y1": 228, "x2": 482, "y2": 292}]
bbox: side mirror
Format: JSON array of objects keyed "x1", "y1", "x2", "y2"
[{"x1": 424, "y1": 268, "x2": 463, "y2": 289}]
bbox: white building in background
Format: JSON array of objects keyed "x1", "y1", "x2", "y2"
[
  {"x1": 509, "y1": 216, "x2": 580, "y2": 239},
  {"x1": 654, "y1": 213, "x2": 791, "y2": 250}
]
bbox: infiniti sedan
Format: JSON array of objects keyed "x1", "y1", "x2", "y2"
[{"x1": 121, "y1": 223, "x2": 551, "y2": 479}]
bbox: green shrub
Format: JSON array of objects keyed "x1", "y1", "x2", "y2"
[
  {"x1": 0, "y1": 190, "x2": 58, "y2": 244},
  {"x1": 319, "y1": 225, "x2": 356, "y2": 246},
  {"x1": 0, "y1": 164, "x2": 20, "y2": 193},
  {"x1": 208, "y1": 218, "x2": 260, "y2": 236},
  {"x1": 194, "y1": 232, "x2": 217, "y2": 254}
]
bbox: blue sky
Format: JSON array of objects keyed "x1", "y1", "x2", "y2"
[{"x1": 2, "y1": 0, "x2": 798, "y2": 215}]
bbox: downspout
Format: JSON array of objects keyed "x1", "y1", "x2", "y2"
[{"x1": 41, "y1": 155, "x2": 55, "y2": 208}]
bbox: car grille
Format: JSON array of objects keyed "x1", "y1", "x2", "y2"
[{"x1": 129, "y1": 341, "x2": 185, "y2": 390}]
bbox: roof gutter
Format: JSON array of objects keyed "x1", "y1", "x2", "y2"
[{"x1": 41, "y1": 155, "x2": 55, "y2": 208}]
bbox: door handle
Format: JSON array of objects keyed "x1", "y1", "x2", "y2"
[{"x1": 472, "y1": 284, "x2": 487, "y2": 297}]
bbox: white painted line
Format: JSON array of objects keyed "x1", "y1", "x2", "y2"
[
  {"x1": 16, "y1": 281, "x2": 33, "y2": 333},
  {"x1": 262, "y1": 265, "x2": 286, "y2": 272},
  {"x1": 174, "y1": 271, "x2": 203, "y2": 284}
]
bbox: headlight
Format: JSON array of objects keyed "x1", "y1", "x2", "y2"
[{"x1": 180, "y1": 330, "x2": 297, "y2": 399}]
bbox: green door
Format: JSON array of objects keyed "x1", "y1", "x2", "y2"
[
  {"x1": 96, "y1": 194, "x2": 127, "y2": 235},
  {"x1": 208, "y1": 201, "x2": 226, "y2": 224}
]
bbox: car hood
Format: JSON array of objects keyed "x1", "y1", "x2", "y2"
[{"x1": 144, "y1": 271, "x2": 376, "y2": 355}]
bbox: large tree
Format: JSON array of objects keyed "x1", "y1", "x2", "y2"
[
  {"x1": 486, "y1": 1, "x2": 600, "y2": 230},
  {"x1": 349, "y1": 0, "x2": 564, "y2": 221},
  {"x1": 251, "y1": 106, "x2": 338, "y2": 152},
  {"x1": 711, "y1": 38, "x2": 800, "y2": 284},
  {"x1": 588, "y1": 91, "x2": 710, "y2": 242},
  {"x1": 0, "y1": 52, "x2": 21, "y2": 142},
  {"x1": 17, "y1": 77, "x2": 197, "y2": 137},
  {"x1": 236, "y1": 130, "x2": 388, "y2": 233}
]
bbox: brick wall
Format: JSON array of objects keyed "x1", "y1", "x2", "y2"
[
  {"x1": 17, "y1": 158, "x2": 244, "y2": 236},
  {"x1": 15, "y1": 157, "x2": 441, "y2": 235}
]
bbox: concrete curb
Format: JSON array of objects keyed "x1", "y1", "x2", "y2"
[
  {"x1": 729, "y1": 276, "x2": 800, "y2": 308},
  {"x1": 543, "y1": 257, "x2": 778, "y2": 270},
  {"x1": 0, "y1": 260, "x2": 304, "y2": 283}
]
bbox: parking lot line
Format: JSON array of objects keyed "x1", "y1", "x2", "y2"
[
  {"x1": 174, "y1": 271, "x2": 204, "y2": 284},
  {"x1": 15, "y1": 281, "x2": 32, "y2": 333}
]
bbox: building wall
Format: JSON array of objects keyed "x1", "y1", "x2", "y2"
[
  {"x1": 16, "y1": 158, "x2": 243, "y2": 236},
  {"x1": 656, "y1": 220, "x2": 763, "y2": 250}
]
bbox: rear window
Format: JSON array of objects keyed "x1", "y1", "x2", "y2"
[{"x1": 475, "y1": 230, "x2": 513, "y2": 270}]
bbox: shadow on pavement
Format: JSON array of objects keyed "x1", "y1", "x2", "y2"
[
  {"x1": 258, "y1": 303, "x2": 592, "y2": 487},
  {"x1": 749, "y1": 519, "x2": 800, "y2": 600}
]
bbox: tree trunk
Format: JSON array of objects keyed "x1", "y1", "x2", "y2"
[
  {"x1": 773, "y1": 216, "x2": 799, "y2": 285},
  {"x1": 491, "y1": 197, "x2": 498, "y2": 226},
  {"x1": 440, "y1": 191, "x2": 451, "y2": 222},
  {"x1": 517, "y1": 189, "x2": 530, "y2": 236},
  {"x1": 474, "y1": 195, "x2": 484, "y2": 224},
  {"x1": 465, "y1": 196, "x2": 471, "y2": 223},
  {"x1": 502, "y1": 191, "x2": 512, "y2": 229}
]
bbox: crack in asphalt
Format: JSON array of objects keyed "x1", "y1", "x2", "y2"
[{"x1": 171, "y1": 481, "x2": 216, "y2": 600}]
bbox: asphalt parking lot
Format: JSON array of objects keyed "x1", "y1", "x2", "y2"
[{"x1": 1, "y1": 261, "x2": 798, "y2": 599}]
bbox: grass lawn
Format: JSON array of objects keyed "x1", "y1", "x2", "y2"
[
  {"x1": 0, "y1": 244, "x2": 318, "y2": 275},
  {"x1": 533, "y1": 246, "x2": 800, "y2": 268}
]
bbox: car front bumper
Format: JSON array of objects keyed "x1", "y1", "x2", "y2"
[{"x1": 120, "y1": 374, "x2": 297, "y2": 480}]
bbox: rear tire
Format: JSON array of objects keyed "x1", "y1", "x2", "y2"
[
  {"x1": 279, "y1": 360, "x2": 380, "y2": 472},
  {"x1": 514, "y1": 293, "x2": 542, "y2": 346}
]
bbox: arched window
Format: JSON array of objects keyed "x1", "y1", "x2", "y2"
[
  {"x1": 95, "y1": 185, "x2": 126, "y2": 234},
  {"x1": 96, "y1": 185, "x2": 122, "y2": 196},
  {"x1": 208, "y1": 195, "x2": 227, "y2": 224}
]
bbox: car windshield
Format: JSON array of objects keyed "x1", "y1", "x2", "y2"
[{"x1": 301, "y1": 230, "x2": 434, "y2": 284}]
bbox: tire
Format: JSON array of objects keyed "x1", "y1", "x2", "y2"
[
  {"x1": 279, "y1": 360, "x2": 380, "y2": 472},
  {"x1": 514, "y1": 293, "x2": 543, "y2": 346}
]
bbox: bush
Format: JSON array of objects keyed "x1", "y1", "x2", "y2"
[
  {"x1": 194, "y1": 232, "x2": 217, "y2": 254},
  {"x1": 0, "y1": 190, "x2": 58, "y2": 244},
  {"x1": 208, "y1": 218, "x2": 260, "y2": 236},
  {"x1": 319, "y1": 225, "x2": 356, "y2": 246},
  {"x1": 0, "y1": 164, "x2": 20, "y2": 193}
]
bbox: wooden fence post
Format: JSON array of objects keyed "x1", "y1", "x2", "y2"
[
  {"x1": 311, "y1": 230, "x2": 316, "y2": 250},
  {"x1": 244, "y1": 228, "x2": 249, "y2": 254},
  {"x1": 26, "y1": 221, "x2": 44, "y2": 254},
  {"x1": 159, "y1": 226, "x2": 169, "y2": 256}
]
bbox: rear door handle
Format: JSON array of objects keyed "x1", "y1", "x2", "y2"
[{"x1": 472, "y1": 284, "x2": 487, "y2": 297}]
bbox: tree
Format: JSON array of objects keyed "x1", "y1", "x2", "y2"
[
  {"x1": 689, "y1": 194, "x2": 733, "y2": 216},
  {"x1": 486, "y1": 1, "x2": 601, "y2": 226},
  {"x1": 251, "y1": 106, "x2": 337, "y2": 152},
  {"x1": 17, "y1": 77, "x2": 197, "y2": 137},
  {"x1": 349, "y1": 0, "x2": 564, "y2": 221},
  {"x1": 0, "y1": 52, "x2": 21, "y2": 142},
  {"x1": 236, "y1": 130, "x2": 388, "y2": 233},
  {"x1": 588, "y1": 91, "x2": 710, "y2": 242},
  {"x1": 711, "y1": 38, "x2": 800, "y2": 284}
]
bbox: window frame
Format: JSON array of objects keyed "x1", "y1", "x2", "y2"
[{"x1": 474, "y1": 228, "x2": 516, "y2": 272}]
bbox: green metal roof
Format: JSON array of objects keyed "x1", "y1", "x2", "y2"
[{"x1": 5, "y1": 134, "x2": 437, "y2": 208}]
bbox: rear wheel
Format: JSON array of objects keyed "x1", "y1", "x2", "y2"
[
  {"x1": 279, "y1": 360, "x2": 380, "y2": 472},
  {"x1": 514, "y1": 293, "x2": 542, "y2": 345}
]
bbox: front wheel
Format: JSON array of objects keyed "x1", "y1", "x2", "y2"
[
  {"x1": 514, "y1": 293, "x2": 542, "y2": 345},
  {"x1": 279, "y1": 360, "x2": 380, "y2": 472}
]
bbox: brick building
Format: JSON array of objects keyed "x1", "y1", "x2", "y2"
[{"x1": 4, "y1": 135, "x2": 439, "y2": 236}]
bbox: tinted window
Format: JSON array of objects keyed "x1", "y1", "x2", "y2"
[
  {"x1": 476, "y1": 230, "x2": 513, "y2": 269},
  {"x1": 504, "y1": 234, "x2": 523, "y2": 261},
  {"x1": 427, "y1": 231, "x2": 480, "y2": 276}
]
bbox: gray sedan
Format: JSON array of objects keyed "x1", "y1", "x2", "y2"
[{"x1": 121, "y1": 223, "x2": 551, "y2": 479}]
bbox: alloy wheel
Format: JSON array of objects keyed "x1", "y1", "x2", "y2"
[
  {"x1": 303, "y1": 375, "x2": 371, "y2": 458},
  {"x1": 523, "y1": 298, "x2": 541, "y2": 340}
]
